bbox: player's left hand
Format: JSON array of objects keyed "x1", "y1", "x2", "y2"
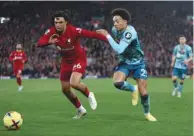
[
  {"x1": 22, "y1": 60, "x2": 25, "y2": 63},
  {"x1": 96, "y1": 29, "x2": 109, "y2": 36},
  {"x1": 184, "y1": 60, "x2": 190, "y2": 66},
  {"x1": 49, "y1": 34, "x2": 59, "y2": 44}
]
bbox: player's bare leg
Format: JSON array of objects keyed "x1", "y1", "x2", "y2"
[
  {"x1": 177, "y1": 79, "x2": 184, "y2": 98},
  {"x1": 16, "y1": 70, "x2": 23, "y2": 91},
  {"x1": 61, "y1": 81, "x2": 86, "y2": 119},
  {"x1": 172, "y1": 76, "x2": 178, "y2": 96},
  {"x1": 113, "y1": 71, "x2": 139, "y2": 106},
  {"x1": 136, "y1": 79, "x2": 156, "y2": 121},
  {"x1": 70, "y1": 72, "x2": 97, "y2": 110}
]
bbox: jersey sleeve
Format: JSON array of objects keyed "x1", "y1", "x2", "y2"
[
  {"x1": 121, "y1": 29, "x2": 137, "y2": 45},
  {"x1": 173, "y1": 46, "x2": 178, "y2": 56},
  {"x1": 37, "y1": 28, "x2": 54, "y2": 47},
  {"x1": 106, "y1": 27, "x2": 137, "y2": 54},
  {"x1": 74, "y1": 27, "x2": 108, "y2": 42},
  {"x1": 106, "y1": 35, "x2": 129, "y2": 54},
  {"x1": 187, "y1": 46, "x2": 193, "y2": 57}
]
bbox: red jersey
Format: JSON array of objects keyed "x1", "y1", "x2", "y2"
[
  {"x1": 37, "y1": 24, "x2": 107, "y2": 63},
  {"x1": 9, "y1": 50, "x2": 27, "y2": 69}
]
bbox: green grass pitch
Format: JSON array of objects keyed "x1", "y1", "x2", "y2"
[{"x1": 0, "y1": 78, "x2": 193, "y2": 136}]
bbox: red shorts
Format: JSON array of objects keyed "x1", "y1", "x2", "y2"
[
  {"x1": 60, "y1": 60, "x2": 86, "y2": 81},
  {"x1": 13, "y1": 68, "x2": 23, "y2": 76}
]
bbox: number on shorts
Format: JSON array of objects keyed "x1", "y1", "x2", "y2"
[
  {"x1": 140, "y1": 69, "x2": 147, "y2": 77},
  {"x1": 73, "y1": 63, "x2": 82, "y2": 70}
]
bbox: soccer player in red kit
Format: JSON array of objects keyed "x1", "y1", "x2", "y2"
[
  {"x1": 37, "y1": 11, "x2": 107, "y2": 119},
  {"x1": 9, "y1": 43, "x2": 27, "y2": 91}
]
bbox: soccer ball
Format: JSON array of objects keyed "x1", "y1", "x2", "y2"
[{"x1": 3, "y1": 111, "x2": 23, "y2": 130}]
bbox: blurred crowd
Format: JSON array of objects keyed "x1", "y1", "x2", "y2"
[{"x1": 0, "y1": 1, "x2": 193, "y2": 78}]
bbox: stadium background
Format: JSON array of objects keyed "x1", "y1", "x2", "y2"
[
  {"x1": 0, "y1": 1, "x2": 193, "y2": 79},
  {"x1": 0, "y1": 1, "x2": 193, "y2": 136}
]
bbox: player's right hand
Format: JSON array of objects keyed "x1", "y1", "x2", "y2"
[
  {"x1": 48, "y1": 34, "x2": 59, "y2": 44},
  {"x1": 184, "y1": 60, "x2": 189, "y2": 66},
  {"x1": 96, "y1": 29, "x2": 109, "y2": 36}
]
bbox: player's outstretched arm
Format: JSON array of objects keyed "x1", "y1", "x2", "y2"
[
  {"x1": 37, "y1": 35, "x2": 50, "y2": 47},
  {"x1": 37, "y1": 34, "x2": 59, "y2": 47},
  {"x1": 106, "y1": 35, "x2": 129, "y2": 54},
  {"x1": 37, "y1": 28, "x2": 58, "y2": 47},
  {"x1": 96, "y1": 29, "x2": 132, "y2": 54},
  {"x1": 75, "y1": 27, "x2": 108, "y2": 42}
]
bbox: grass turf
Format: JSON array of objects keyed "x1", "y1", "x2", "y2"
[{"x1": 0, "y1": 78, "x2": 193, "y2": 136}]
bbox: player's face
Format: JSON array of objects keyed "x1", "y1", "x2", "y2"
[
  {"x1": 16, "y1": 44, "x2": 22, "y2": 50},
  {"x1": 113, "y1": 15, "x2": 127, "y2": 31},
  {"x1": 179, "y1": 37, "x2": 186, "y2": 45},
  {"x1": 54, "y1": 17, "x2": 67, "y2": 33}
]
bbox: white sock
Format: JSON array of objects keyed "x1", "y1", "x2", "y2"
[{"x1": 78, "y1": 105, "x2": 84, "y2": 110}]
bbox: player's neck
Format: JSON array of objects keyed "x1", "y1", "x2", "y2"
[
  {"x1": 57, "y1": 29, "x2": 66, "y2": 35},
  {"x1": 124, "y1": 24, "x2": 128, "y2": 30},
  {"x1": 119, "y1": 25, "x2": 128, "y2": 32},
  {"x1": 16, "y1": 50, "x2": 22, "y2": 52},
  {"x1": 118, "y1": 26, "x2": 127, "y2": 33}
]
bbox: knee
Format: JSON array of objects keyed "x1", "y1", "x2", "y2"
[
  {"x1": 180, "y1": 81, "x2": 184, "y2": 85},
  {"x1": 16, "y1": 74, "x2": 21, "y2": 78},
  {"x1": 173, "y1": 79, "x2": 177, "y2": 83},
  {"x1": 139, "y1": 85, "x2": 147, "y2": 96},
  {"x1": 172, "y1": 77, "x2": 177, "y2": 81},
  {"x1": 114, "y1": 82, "x2": 124, "y2": 89},
  {"x1": 61, "y1": 84, "x2": 70, "y2": 93},
  {"x1": 70, "y1": 82, "x2": 79, "y2": 89},
  {"x1": 137, "y1": 80, "x2": 147, "y2": 95},
  {"x1": 143, "y1": 81, "x2": 147, "y2": 87},
  {"x1": 62, "y1": 87, "x2": 69, "y2": 93}
]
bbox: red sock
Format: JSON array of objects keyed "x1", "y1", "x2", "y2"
[
  {"x1": 85, "y1": 87, "x2": 90, "y2": 97},
  {"x1": 16, "y1": 77, "x2": 22, "y2": 86},
  {"x1": 74, "y1": 97, "x2": 81, "y2": 108},
  {"x1": 63, "y1": 91, "x2": 81, "y2": 108}
]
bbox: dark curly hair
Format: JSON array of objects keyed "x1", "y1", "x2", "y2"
[
  {"x1": 52, "y1": 10, "x2": 71, "y2": 24},
  {"x1": 111, "y1": 8, "x2": 131, "y2": 23}
]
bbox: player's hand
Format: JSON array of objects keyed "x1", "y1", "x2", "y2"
[
  {"x1": 184, "y1": 60, "x2": 190, "y2": 66},
  {"x1": 49, "y1": 34, "x2": 59, "y2": 44},
  {"x1": 96, "y1": 29, "x2": 109, "y2": 36},
  {"x1": 22, "y1": 60, "x2": 25, "y2": 63},
  {"x1": 170, "y1": 63, "x2": 174, "y2": 68}
]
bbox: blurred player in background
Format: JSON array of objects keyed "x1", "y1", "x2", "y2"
[
  {"x1": 171, "y1": 36, "x2": 193, "y2": 98},
  {"x1": 97, "y1": 8, "x2": 156, "y2": 121},
  {"x1": 9, "y1": 43, "x2": 27, "y2": 91},
  {"x1": 37, "y1": 10, "x2": 107, "y2": 119}
]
